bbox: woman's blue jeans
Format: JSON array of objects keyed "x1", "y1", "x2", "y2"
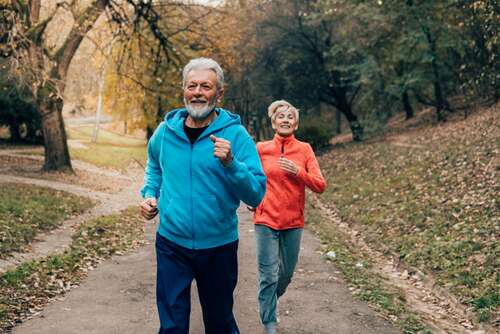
[{"x1": 255, "y1": 224, "x2": 303, "y2": 325}]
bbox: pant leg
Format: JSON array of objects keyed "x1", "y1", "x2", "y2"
[
  {"x1": 254, "y1": 224, "x2": 280, "y2": 325},
  {"x1": 277, "y1": 228, "x2": 303, "y2": 298},
  {"x1": 156, "y1": 233, "x2": 194, "y2": 334},
  {"x1": 194, "y1": 240, "x2": 240, "y2": 334}
]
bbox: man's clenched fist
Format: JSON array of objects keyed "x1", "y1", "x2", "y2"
[
  {"x1": 210, "y1": 135, "x2": 233, "y2": 167},
  {"x1": 140, "y1": 197, "x2": 158, "y2": 220}
]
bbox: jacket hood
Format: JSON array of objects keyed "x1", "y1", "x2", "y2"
[{"x1": 164, "y1": 108, "x2": 241, "y2": 140}]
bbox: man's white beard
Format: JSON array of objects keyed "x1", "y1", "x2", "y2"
[{"x1": 184, "y1": 98, "x2": 216, "y2": 120}]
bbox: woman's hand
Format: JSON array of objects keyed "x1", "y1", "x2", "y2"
[{"x1": 278, "y1": 157, "x2": 299, "y2": 175}]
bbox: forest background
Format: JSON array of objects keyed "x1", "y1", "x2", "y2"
[
  {"x1": 1, "y1": 0, "x2": 498, "y2": 168},
  {"x1": 0, "y1": 0, "x2": 498, "y2": 332}
]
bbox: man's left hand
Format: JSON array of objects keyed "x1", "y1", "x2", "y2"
[{"x1": 210, "y1": 135, "x2": 233, "y2": 167}]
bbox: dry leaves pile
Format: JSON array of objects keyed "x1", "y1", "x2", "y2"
[{"x1": 320, "y1": 106, "x2": 499, "y2": 323}]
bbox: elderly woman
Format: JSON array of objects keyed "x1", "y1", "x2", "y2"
[{"x1": 252, "y1": 100, "x2": 326, "y2": 334}]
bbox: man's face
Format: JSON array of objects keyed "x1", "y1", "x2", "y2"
[{"x1": 183, "y1": 69, "x2": 223, "y2": 120}]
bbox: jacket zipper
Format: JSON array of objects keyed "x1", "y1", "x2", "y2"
[{"x1": 190, "y1": 142, "x2": 195, "y2": 249}]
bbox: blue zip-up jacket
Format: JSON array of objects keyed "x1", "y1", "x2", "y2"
[{"x1": 141, "y1": 108, "x2": 266, "y2": 249}]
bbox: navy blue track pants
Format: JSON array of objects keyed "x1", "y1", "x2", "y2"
[{"x1": 155, "y1": 233, "x2": 240, "y2": 334}]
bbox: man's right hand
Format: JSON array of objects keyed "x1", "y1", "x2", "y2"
[{"x1": 140, "y1": 198, "x2": 158, "y2": 220}]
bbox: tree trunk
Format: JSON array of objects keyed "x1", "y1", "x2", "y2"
[
  {"x1": 430, "y1": 48, "x2": 448, "y2": 121},
  {"x1": 335, "y1": 108, "x2": 342, "y2": 134},
  {"x1": 347, "y1": 118, "x2": 363, "y2": 142},
  {"x1": 335, "y1": 91, "x2": 363, "y2": 141},
  {"x1": 28, "y1": 0, "x2": 108, "y2": 171},
  {"x1": 251, "y1": 115, "x2": 259, "y2": 141},
  {"x1": 402, "y1": 90, "x2": 414, "y2": 119},
  {"x1": 493, "y1": 79, "x2": 499, "y2": 103},
  {"x1": 339, "y1": 106, "x2": 363, "y2": 142},
  {"x1": 38, "y1": 94, "x2": 73, "y2": 172},
  {"x1": 421, "y1": 21, "x2": 449, "y2": 121},
  {"x1": 434, "y1": 80, "x2": 446, "y2": 122}
]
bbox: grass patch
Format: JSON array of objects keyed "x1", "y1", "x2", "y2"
[
  {"x1": 318, "y1": 108, "x2": 499, "y2": 323},
  {"x1": 0, "y1": 183, "x2": 94, "y2": 258},
  {"x1": 0, "y1": 206, "x2": 145, "y2": 332},
  {"x1": 306, "y1": 201, "x2": 433, "y2": 333},
  {"x1": 66, "y1": 125, "x2": 147, "y2": 171},
  {"x1": 66, "y1": 126, "x2": 145, "y2": 147},
  {"x1": 69, "y1": 143, "x2": 146, "y2": 171}
]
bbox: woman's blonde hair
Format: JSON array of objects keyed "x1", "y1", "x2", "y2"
[{"x1": 267, "y1": 100, "x2": 299, "y2": 122}]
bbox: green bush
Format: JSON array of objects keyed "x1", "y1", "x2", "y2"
[
  {"x1": 0, "y1": 96, "x2": 42, "y2": 143},
  {"x1": 0, "y1": 65, "x2": 42, "y2": 143},
  {"x1": 296, "y1": 122, "x2": 332, "y2": 151}
]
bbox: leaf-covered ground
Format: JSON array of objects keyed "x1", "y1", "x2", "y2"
[
  {"x1": 318, "y1": 107, "x2": 499, "y2": 323},
  {"x1": 0, "y1": 183, "x2": 94, "y2": 258},
  {"x1": 306, "y1": 202, "x2": 434, "y2": 333},
  {"x1": 0, "y1": 207, "x2": 146, "y2": 332}
]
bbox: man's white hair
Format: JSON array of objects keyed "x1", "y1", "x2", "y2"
[
  {"x1": 267, "y1": 100, "x2": 299, "y2": 122},
  {"x1": 182, "y1": 58, "x2": 224, "y2": 92}
]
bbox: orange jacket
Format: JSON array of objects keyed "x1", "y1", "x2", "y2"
[{"x1": 253, "y1": 134, "x2": 326, "y2": 230}]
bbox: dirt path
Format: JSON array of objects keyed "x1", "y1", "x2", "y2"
[
  {"x1": 0, "y1": 172, "x2": 143, "y2": 274},
  {"x1": 11, "y1": 206, "x2": 398, "y2": 334},
  {"x1": 0, "y1": 147, "x2": 399, "y2": 333}
]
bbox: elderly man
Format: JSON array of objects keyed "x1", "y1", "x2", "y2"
[{"x1": 140, "y1": 57, "x2": 266, "y2": 334}]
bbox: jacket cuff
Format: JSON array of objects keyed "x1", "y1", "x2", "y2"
[
  {"x1": 141, "y1": 188, "x2": 158, "y2": 199},
  {"x1": 223, "y1": 157, "x2": 245, "y2": 175}
]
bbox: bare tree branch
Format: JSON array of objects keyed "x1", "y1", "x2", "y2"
[
  {"x1": 30, "y1": 0, "x2": 41, "y2": 25},
  {"x1": 349, "y1": 84, "x2": 362, "y2": 105},
  {"x1": 52, "y1": 0, "x2": 109, "y2": 81}
]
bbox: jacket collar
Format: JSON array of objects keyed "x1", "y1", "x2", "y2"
[
  {"x1": 273, "y1": 133, "x2": 296, "y2": 145},
  {"x1": 164, "y1": 107, "x2": 241, "y2": 142}
]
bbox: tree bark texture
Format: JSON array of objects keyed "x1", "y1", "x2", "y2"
[
  {"x1": 38, "y1": 93, "x2": 72, "y2": 172},
  {"x1": 402, "y1": 90, "x2": 414, "y2": 119},
  {"x1": 335, "y1": 109, "x2": 342, "y2": 134},
  {"x1": 320, "y1": 84, "x2": 363, "y2": 142},
  {"x1": 334, "y1": 89, "x2": 363, "y2": 142},
  {"x1": 31, "y1": 0, "x2": 108, "y2": 171},
  {"x1": 421, "y1": 17, "x2": 449, "y2": 122}
]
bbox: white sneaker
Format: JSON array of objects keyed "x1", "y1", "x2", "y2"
[
  {"x1": 264, "y1": 322, "x2": 278, "y2": 334},
  {"x1": 276, "y1": 300, "x2": 280, "y2": 323}
]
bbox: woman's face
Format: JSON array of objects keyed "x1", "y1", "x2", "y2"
[{"x1": 272, "y1": 108, "x2": 298, "y2": 137}]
